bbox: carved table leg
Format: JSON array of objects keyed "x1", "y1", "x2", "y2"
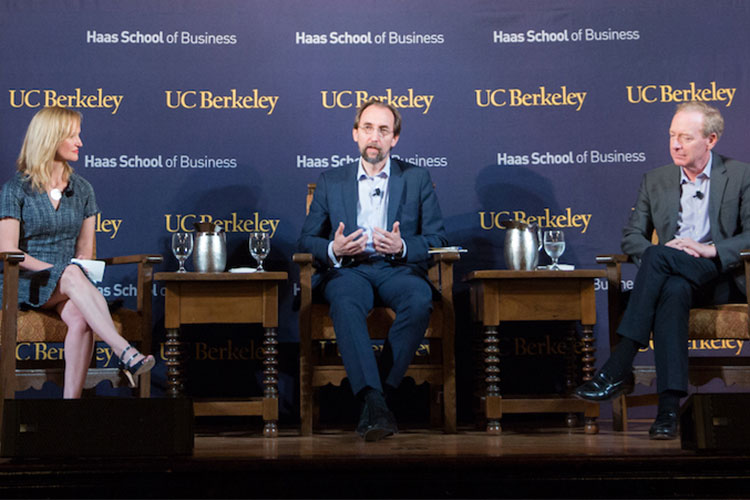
[
  {"x1": 262, "y1": 326, "x2": 279, "y2": 438},
  {"x1": 565, "y1": 323, "x2": 579, "y2": 427},
  {"x1": 581, "y1": 323, "x2": 599, "y2": 434},
  {"x1": 484, "y1": 325, "x2": 502, "y2": 434},
  {"x1": 165, "y1": 327, "x2": 184, "y2": 398},
  {"x1": 580, "y1": 324, "x2": 596, "y2": 383}
]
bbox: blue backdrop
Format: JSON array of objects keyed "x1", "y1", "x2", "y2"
[{"x1": 2, "y1": 0, "x2": 749, "y2": 420}]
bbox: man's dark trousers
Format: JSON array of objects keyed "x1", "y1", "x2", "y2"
[
  {"x1": 616, "y1": 245, "x2": 731, "y2": 393},
  {"x1": 321, "y1": 259, "x2": 433, "y2": 395}
]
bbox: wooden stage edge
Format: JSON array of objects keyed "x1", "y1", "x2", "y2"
[{"x1": 1, "y1": 419, "x2": 750, "y2": 499}]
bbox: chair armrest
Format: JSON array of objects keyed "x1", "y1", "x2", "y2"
[
  {"x1": 292, "y1": 251, "x2": 314, "y2": 286},
  {"x1": 595, "y1": 254, "x2": 631, "y2": 265},
  {"x1": 596, "y1": 253, "x2": 632, "y2": 298},
  {"x1": 0, "y1": 252, "x2": 25, "y2": 306},
  {"x1": 292, "y1": 253, "x2": 314, "y2": 266},
  {"x1": 429, "y1": 252, "x2": 460, "y2": 299},
  {"x1": 100, "y1": 254, "x2": 162, "y2": 317},
  {"x1": 1, "y1": 252, "x2": 24, "y2": 399},
  {"x1": 293, "y1": 252, "x2": 314, "y2": 309},
  {"x1": 596, "y1": 253, "x2": 634, "y2": 352},
  {"x1": 431, "y1": 251, "x2": 461, "y2": 264},
  {"x1": 293, "y1": 253, "x2": 314, "y2": 346},
  {"x1": 292, "y1": 253, "x2": 314, "y2": 285},
  {"x1": 0, "y1": 252, "x2": 25, "y2": 264},
  {"x1": 100, "y1": 254, "x2": 163, "y2": 266},
  {"x1": 741, "y1": 250, "x2": 750, "y2": 300}
]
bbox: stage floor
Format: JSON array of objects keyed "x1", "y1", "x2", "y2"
[
  {"x1": 196, "y1": 419, "x2": 681, "y2": 459},
  {"x1": 2, "y1": 419, "x2": 749, "y2": 499}
]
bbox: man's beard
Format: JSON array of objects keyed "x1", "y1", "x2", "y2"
[{"x1": 360, "y1": 144, "x2": 387, "y2": 165}]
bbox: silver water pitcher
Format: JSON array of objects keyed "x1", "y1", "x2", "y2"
[
  {"x1": 193, "y1": 222, "x2": 227, "y2": 272},
  {"x1": 500, "y1": 219, "x2": 542, "y2": 270}
]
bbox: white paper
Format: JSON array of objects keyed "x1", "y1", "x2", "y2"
[
  {"x1": 71, "y1": 258, "x2": 105, "y2": 282},
  {"x1": 228, "y1": 267, "x2": 258, "y2": 273}
]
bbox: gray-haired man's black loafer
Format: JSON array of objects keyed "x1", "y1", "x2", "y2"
[
  {"x1": 573, "y1": 371, "x2": 635, "y2": 402},
  {"x1": 649, "y1": 410, "x2": 679, "y2": 440}
]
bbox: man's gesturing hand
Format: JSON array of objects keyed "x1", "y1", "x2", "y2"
[
  {"x1": 373, "y1": 222, "x2": 404, "y2": 255},
  {"x1": 332, "y1": 222, "x2": 366, "y2": 257}
]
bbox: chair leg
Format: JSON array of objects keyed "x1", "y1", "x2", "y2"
[
  {"x1": 429, "y1": 385, "x2": 441, "y2": 428},
  {"x1": 138, "y1": 372, "x2": 151, "y2": 398},
  {"x1": 612, "y1": 394, "x2": 627, "y2": 432},
  {"x1": 443, "y1": 380, "x2": 457, "y2": 434},
  {"x1": 441, "y1": 324, "x2": 457, "y2": 433},
  {"x1": 300, "y1": 378, "x2": 313, "y2": 437},
  {"x1": 312, "y1": 390, "x2": 321, "y2": 432},
  {"x1": 0, "y1": 397, "x2": 5, "y2": 453}
]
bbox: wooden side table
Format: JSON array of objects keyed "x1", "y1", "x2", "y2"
[
  {"x1": 154, "y1": 271, "x2": 287, "y2": 438},
  {"x1": 466, "y1": 269, "x2": 605, "y2": 434}
]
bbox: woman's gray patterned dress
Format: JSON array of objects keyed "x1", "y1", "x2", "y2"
[{"x1": 0, "y1": 172, "x2": 99, "y2": 306}]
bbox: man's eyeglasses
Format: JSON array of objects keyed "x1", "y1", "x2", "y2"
[{"x1": 359, "y1": 124, "x2": 393, "y2": 138}]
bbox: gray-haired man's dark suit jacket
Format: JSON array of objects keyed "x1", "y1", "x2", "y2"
[{"x1": 622, "y1": 153, "x2": 750, "y2": 293}]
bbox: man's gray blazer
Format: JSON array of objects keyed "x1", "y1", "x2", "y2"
[{"x1": 622, "y1": 153, "x2": 750, "y2": 292}]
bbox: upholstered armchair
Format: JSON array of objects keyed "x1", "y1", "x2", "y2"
[
  {"x1": 597, "y1": 250, "x2": 750, "y2": 431},
  {"x1": 0, "y1": 246, "x2": 162, "y2": 437}
]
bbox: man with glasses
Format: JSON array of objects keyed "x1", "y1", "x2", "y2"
[{"x1": 298, "y1": 99, "x2": 448, "y2": 441}]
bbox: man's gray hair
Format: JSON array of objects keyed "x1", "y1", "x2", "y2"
[{"x1": 676, "y1": 101, "x2": 724, "y2": 140}]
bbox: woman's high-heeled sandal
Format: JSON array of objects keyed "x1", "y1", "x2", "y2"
[{"x1": 118, "y1": 345, "x2": 156, "y2": 388}]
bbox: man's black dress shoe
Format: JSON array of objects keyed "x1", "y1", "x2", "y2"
[
  {"x1": 573, "y1": 371, "x2": 634, "y2": 402},
  {"x1": 356, "y1": 400, "x2": 371, "y2": 436},
  {"x1": 356, "y1": 391, "x2": 398, "y2": 442},
  {"x1": 649, "y1": 410, "x2": 679, "y2": 440}
]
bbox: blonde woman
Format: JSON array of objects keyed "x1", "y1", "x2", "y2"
[{"x1": 0, "y1": 106, "x2": 154, "y2": 398}]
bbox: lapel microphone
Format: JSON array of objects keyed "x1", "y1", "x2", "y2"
[
  {"x1": 372, "y1": 188, "x2": 382, "y2": 197},
  {"x1": 694, "y1": 191, "x2": 704, "y2": 200}
]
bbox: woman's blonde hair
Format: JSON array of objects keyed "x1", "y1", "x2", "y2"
[{"x1": 16, "y1": 106, "x2": 81, "y2": 192}]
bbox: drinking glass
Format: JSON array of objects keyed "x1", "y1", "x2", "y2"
[
  {"x1": 543, "y1": 230, "x2": 566, "y2": 270},
  {"x1": 249, "y1": 231, "x2": 271, "y2": 271},
  {"x1": 171, "y1": 232, "x2": 193, "y2": 273}
]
